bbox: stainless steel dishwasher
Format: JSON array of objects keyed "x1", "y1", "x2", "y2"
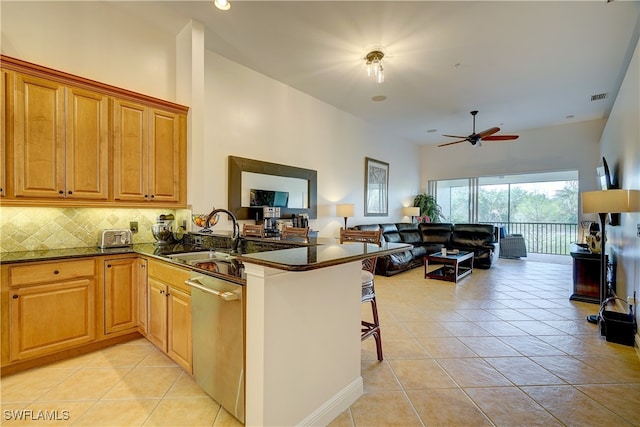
[{"x1": 185, "y1": 274, "x2": 245, "y2": 423}]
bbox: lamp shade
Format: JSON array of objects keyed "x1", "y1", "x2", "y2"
[
  {"x1": 402, "y1": 207, "x2": 420, "y2": 217},
  {"x1": 582, "y1": 189, "x2": 640, "y2": 214},
  {"x1": 336, "y1": 203, "x2": 355, "y2": 218}
]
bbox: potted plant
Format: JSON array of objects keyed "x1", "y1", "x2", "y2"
[{"x1": 413, "y1": 193, "x2": 444, "y2": 223}]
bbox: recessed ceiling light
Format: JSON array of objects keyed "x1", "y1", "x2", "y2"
[
  {"x1": 371, "y1": 95, "x2": 387, "y2": 102},
  {"x1": 426, "y1": 129, "x2": 438, "y2": 133}
]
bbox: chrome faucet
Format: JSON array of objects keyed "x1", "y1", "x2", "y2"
[{"x1": 205, "y1": 208, "x2": 240, "y2": 253}]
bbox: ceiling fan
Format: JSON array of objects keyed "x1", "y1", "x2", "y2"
[{"x1": 438, "y1": 110, "x2": 519, "y2": 147}]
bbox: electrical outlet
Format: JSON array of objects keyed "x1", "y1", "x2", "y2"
[
  {"x1": 637, "y1": 224, "x2": 640, "y2": 238},
  {"x1": 130, "y1": 221, "x2": 138, "y2": 233}
]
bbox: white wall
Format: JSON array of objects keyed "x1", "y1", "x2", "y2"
[
  {"x1": 190, "y1": 49, "x2": 420, "y2": 236},
  {"x1": 599, "y1": 40, "x2": 640, "y2": 320}
]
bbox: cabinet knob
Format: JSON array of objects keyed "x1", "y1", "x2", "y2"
[
  {"x1": 58, "y1": 190, "x2": 64, "y2": 194},
  {"x1": 12, "y1": 294, "x2": 18, "y2": 299},
  {"x1": 68, "y1": 191, "x2": 73, "y2": 195},
  {"x1": 166, "y1": 292, "x2": 170, "y2": 297},
  {"x1": 160, "y1": 289, "x2": 165, "y2": 295},
  {"x1": 150, "y1": 195, "x2": 155, "y2": 199},
  {"x1": 53, "y1": 270, "x2": 59, "y2": 274},
  {"x1": 107, "y1": 264, "x2": 112, "y2": 268}
]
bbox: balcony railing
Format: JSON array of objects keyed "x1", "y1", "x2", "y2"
[{"x1": 489, "y1": 222, "x2": 578, "y2": 255}]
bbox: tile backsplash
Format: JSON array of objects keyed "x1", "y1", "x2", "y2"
[{"x1": 0, "y1": 207, "x2": 190, "y2": 252}]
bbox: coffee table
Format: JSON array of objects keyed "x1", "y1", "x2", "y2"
[{"x1": 424, "y1": 251, "x2": 474, "y2": 282}]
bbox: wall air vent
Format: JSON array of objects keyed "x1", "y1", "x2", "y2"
[{"x1": 590, "y1": 93, "x2": 608, "y2": 101}]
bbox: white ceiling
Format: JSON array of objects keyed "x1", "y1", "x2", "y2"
[{"x1": 120, "y1": 1, "x2": 639, "y2": 145}]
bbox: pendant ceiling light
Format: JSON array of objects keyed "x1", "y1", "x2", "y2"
[
  {"x1": 365, "y1": 50, "x2": 385, "y2": 84},
  {"x1": 214, "y1": 0, "x2": 231, "y2": 11}
]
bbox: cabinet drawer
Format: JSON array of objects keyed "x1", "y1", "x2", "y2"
[
  {"x1": 147, "y1": 259, "x2": 191, "y2": 295},
  {"x1": 9, "y1": 259, "x2": 96, "y2": 287}
]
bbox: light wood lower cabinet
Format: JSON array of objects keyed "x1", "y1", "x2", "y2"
[
  {"x1": 7, "y1": 259, "x2": 97, "y2": 362},
  {"x1": 146, "y1": 259, "x2": 192, "y2": 373},
  {"x1": 137, "y1": 258, "x2": 148, "y2": 335},
  {"x1": 104, "y1": 257, "x2": 138, "y2": 335}
]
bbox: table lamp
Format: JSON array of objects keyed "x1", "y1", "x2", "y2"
[
  {"x1": 403, "y1": 206, "x2": 420, "y2": 223},
  {"x1": 582, "y1": 189, "x2": 640, "y2": 324},
  {"x1": 336, "y1": 203, "x2": 355, "y2": 229}
]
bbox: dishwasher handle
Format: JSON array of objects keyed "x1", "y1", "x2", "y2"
[{"x1": 185, "y1": 278, "x2": 240, "y2": 301}]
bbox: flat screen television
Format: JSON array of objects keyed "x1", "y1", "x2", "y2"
[{"x1": 250, "y1": 189, "x2": 289, "y2": 207}]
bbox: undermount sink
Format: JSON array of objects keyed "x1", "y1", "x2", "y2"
[{"x1": 166, "y1": 251, "x2": 236, "y2": 264}]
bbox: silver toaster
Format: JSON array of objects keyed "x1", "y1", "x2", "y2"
[{"x1": 99, "y1": 228, "x2": 133, "y2": 248}]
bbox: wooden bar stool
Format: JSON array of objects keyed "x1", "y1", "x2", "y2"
[
  {"x1": 281, "y1": 226, "x2": 309, "y2": 238},
  {"x1": 340, "y1": 227, "x2": 383, "y2": 361},
  {"x1": 243, "y1": 223, "x2": 265, "y2": 237}
]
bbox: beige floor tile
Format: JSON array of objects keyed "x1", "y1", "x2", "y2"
[
  {"x1": 458, "y1": 336, "x2": 522, "y2": 357},
  {"x1": 497, "y1": 335, "x2": 567, "y2": 357},
  {"x1": 437, "y1": 358, "x2": 512, "y2": 387},
  {"x1": 402, "y1": 321, "x2": 453, "y2": 338},
  {"x1": 576, "y1": 384, "x2": 640, "y2": 425},
  {"x1": 378, "y1": 338, "x2": 430, "y2": 360},
  {"x1": 360, "y1": 360, "x2": 402, "y2": 392},
  {"x1": 85, "y1": 343, "x2": 155, "y2": 368},
  {"x1": 575, "y1": 352, "x2": 640, "y2": 383},
  {"x1": 326, "y1": 409, "x2": 354, "y2": 427},
  {"x1": 1, "y1": 401, "x2": 95, "y2": 426},
  {"x1": 165, "y1": 372, "x2": 209, "y2": 398},
  {"x1": 39, "y1": 368, "x2": 131, "y2": 401},
  {"x1": 389, "y1": 358, "x2": 457, "y2": 390},
  {"x1": 137, "y1": 349, "x2": 180, "y2": 367},
  {"x1": 143, "y1": 397, "x2": 219, "y2": 426},
  {"x1": 465, "y1": 387, "x2": 563, "y2": 426},
  {"x1": 349, "y1": 390, "x2": 422, "y2": 426},
  {"x1": 417, "y1": 337, "x2": 476, "y2": 358},
  {"x1": 1, "y1": 368, "x2": 76, "y2": 403},
  {"x1": 440, "y1": 321, "x2": 492, "y2": 337},
  {"x1": 522, "y1": 385, "x2": 633, "y2": 426},
  {"x1": 529, "y1": 355, "x2": 620, "y2": 384},
  {"x1": 71, "y1": 399, "x2": 159, "y2": 426},
  {"x1": 406, "y1": 388, "x2": 492, "y2": 426},
  {"x1": 102, "y1": 367, "x2": 182, "y2": 399},
  {"x1": 484, "y1": 357, "x2": 566, "y2": 386}
]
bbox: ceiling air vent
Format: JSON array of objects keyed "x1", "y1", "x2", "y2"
[{"x1": 590, "y1": 93, "x2": 608, "y2": 101}]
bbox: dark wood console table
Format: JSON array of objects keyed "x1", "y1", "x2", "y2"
[{"x1": 569, "y1": 243, "x2": 606, "y2": 304}]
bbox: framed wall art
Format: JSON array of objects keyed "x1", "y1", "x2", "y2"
[{"x1": 364, "y1": 157, "x2": 389, "y2": 216}]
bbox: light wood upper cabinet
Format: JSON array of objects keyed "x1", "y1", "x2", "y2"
[
  {"x1": 112, "y1": 99, "x2": 185, "y2": 203},
  {"x1": 1, "y1": 70, "x2": 8, "y2": 197},
  {"x1": 0, "y1": 54, "x2": 188, "y2": 207},
  {"x1": 11, "y1": 73, "x2": 109, "y2": 200}
]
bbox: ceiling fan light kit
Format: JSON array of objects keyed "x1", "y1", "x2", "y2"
[
  {"x1": 365, "y1": 50, "x2": 385, "y2": 84},
  {"x1": 438, "y1": 110, "x2": 520, "y2": 147}
]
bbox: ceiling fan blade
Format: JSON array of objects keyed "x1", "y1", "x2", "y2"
[
  {"x1": 482, "y1": 135, "x2": 520, "y2": 141},
  {"x1": 476, "y1": 127, "x2": 500, "y2": 138},
  {"x1": 438, "y1": 139, "x2": 466, "y2": 147},
  {"x1": 442, "y1": 134, "x2": 467, "y2": 139}
]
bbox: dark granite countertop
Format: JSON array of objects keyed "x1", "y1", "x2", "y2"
[{"x1": 0, "y1": 237, "x2": 411, "y2": 283}]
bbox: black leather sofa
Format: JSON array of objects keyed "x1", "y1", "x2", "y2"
[{"x1": 353, "y1": 222, "x2": 499, "y2": 276}]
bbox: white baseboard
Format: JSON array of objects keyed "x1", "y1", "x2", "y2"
[{"x1": 296, "y1": 376, "x2": 363, "y2": 426}]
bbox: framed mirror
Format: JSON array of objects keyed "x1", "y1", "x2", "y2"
[{"x1": 228, "y1": 156, "x2": 318, "y2": 220}]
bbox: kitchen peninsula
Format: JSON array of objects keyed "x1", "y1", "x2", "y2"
[{"x1": 0, "y1": 234, "x2": 410, "y2": 426}]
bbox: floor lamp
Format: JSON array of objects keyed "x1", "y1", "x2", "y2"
[{"x1": 581, "y1": 189, "x2": 639, "y2": 324}]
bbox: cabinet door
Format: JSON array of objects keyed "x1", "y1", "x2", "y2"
[
  {"x1": 137, "y1": 258, "x2": 148, "y2": 334},
  {"x1": 65, "y1": 86, "x2": 109, "y2": 200},
  {"x1": 148, "y1": 109, "x2": 182, "y2": 203},
  {"x1": 9, "y1": 278, "x2": 96, "y2": 361},
  {"x1": 146, "y1": 278, "x2": 167, "y2": 351},
  {"x1": 104, "y1": 258, "x2": 137, "y2": 335},
  {"x1": 112, "y1": 98, "x2": 148, "y2": 201},
  {"x1": 167, "y1": 287, "x2": 192, "y2": 373},
  {"x1": 13, "y1": 73, "x2": 65, "y2": 198},
  {"x1": 1, "y1": 70, "x2": 8, "y2": 198}
]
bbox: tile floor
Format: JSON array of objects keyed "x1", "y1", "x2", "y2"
[{"x1": 1, "y1": 257, "x2": 639, "y2": 426}]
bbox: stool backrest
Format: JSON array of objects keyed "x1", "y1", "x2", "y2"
[
  {"x1": 282, "y1": 226, "x2": 309, "y2": 238},
  {"x1": 339, "y1": 228, "x2": 382, "y2": 274},
  {"x1": 243, "y1": 224, "x2": 265, "y2": 237}
]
